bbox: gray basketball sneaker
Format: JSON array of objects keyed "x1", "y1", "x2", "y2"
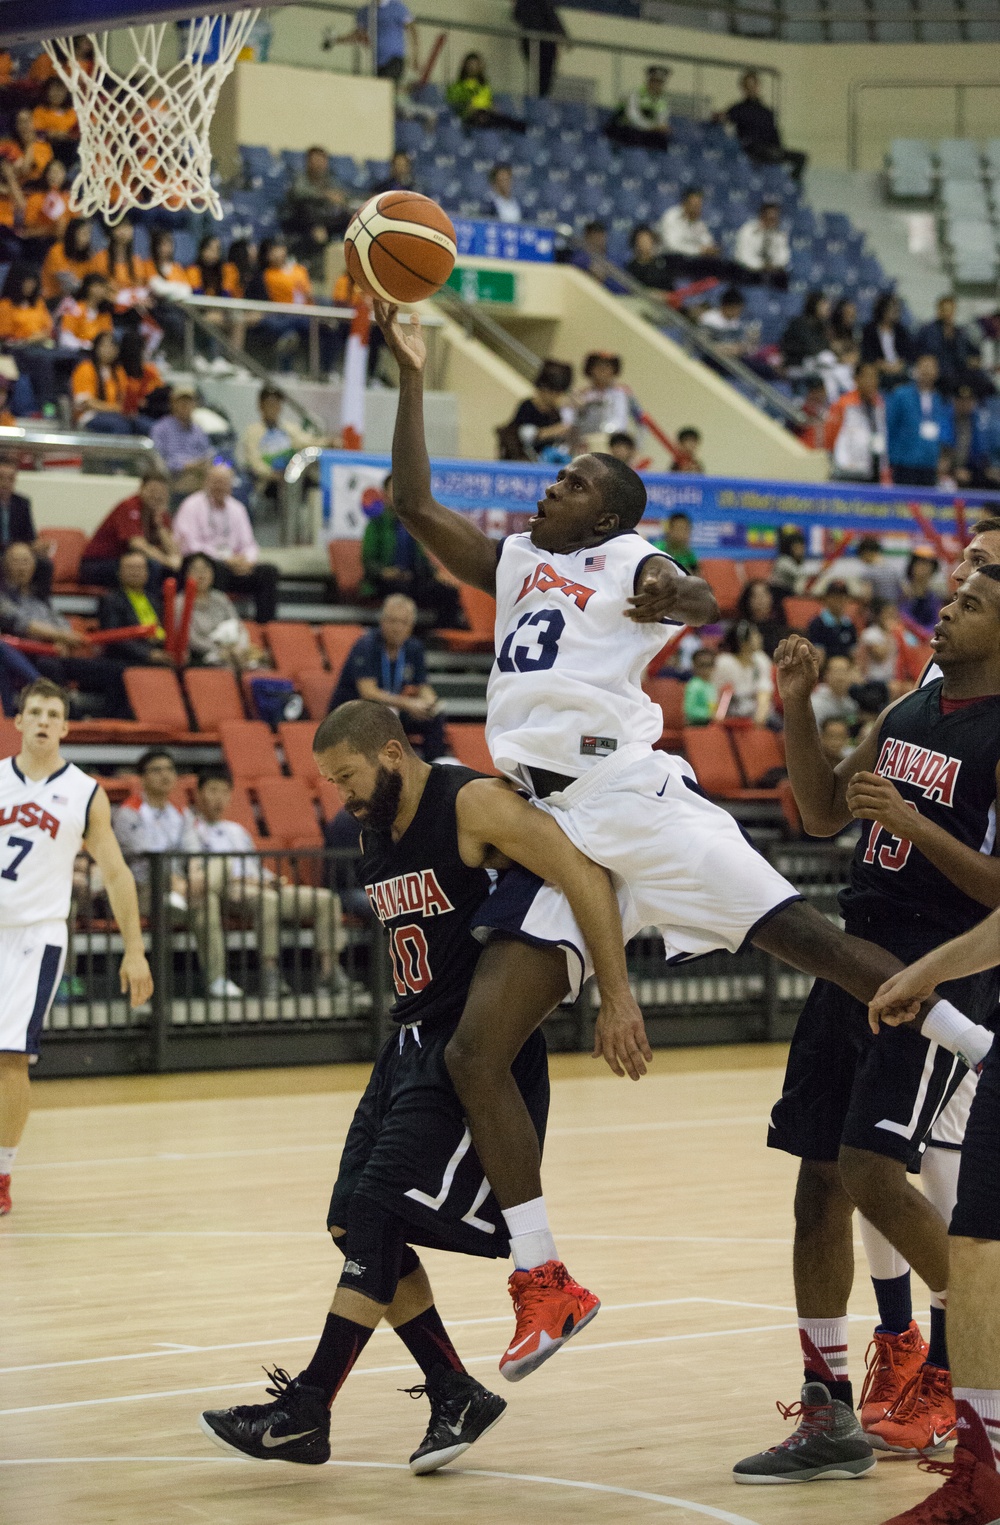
[{"x1": 733, "y1": 1382, "x2": 877, "y2": 1484}]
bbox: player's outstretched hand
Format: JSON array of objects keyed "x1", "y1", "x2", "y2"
[
  {"x1": 120, "y1": 949, "x2": 153, "y2": 1008},
  {"x1": 868, "y1": 963, "x2": 935, "y2": 1034},
  {"x1": 373, "y1": 299, "x2": 426, "y2": 373},
  {"x1": 774, "y1": 634, "x2": 821, "y2": 703},
  {"x1": 847, "y1": 772, "x2": 914, "y2": 835},
  {"x1": 592, "y1": 993, "x2": 653, "y2": 1080}
]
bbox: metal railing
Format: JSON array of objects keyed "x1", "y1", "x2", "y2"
[
  {"x1": 0, "y1": 424, "x2": 157, "y2": 466},
  {"x1": 847, "y1": 79, "x2": 999, "y2": 173},
  {"x1": 38, "y1": 839, "x2": 854, "y2": 1077}
]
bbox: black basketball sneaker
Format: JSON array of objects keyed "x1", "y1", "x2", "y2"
[
  {"x1": 404, "y1": 1367, "x2": 507, "y2": 1475},
  {"x1": 199, "y1": 1367, "x2": 331, "y2": 1464}
]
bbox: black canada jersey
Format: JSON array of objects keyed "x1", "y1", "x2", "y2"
[
  {"x1": 360, "y1": 764, "x2": 494, "y2": 1026},
  {"x1": 841, "y1": 679, "x2": 1000, "y2": 937}
]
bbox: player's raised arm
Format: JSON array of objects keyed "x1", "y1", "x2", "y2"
[
  {"x1": 456, "y1": 779, "x2": 652, "y2": 1080},
  {"x1": 626, "y1": 555, "x2": 719, "y2": 626},
  {"x1": 374, "y1": 300, "x2": 499, "y2": 595},
  {"x1": 83, "y1": 788, "x2": 153, "y2": 1008}
]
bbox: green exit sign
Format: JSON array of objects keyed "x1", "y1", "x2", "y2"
[{"x1": 446, "y1": 267, "x2": 518, "y2": 304}]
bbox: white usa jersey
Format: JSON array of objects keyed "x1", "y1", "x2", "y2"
[
  {"x1": 0, "y1": 757, "x2": 96, "y2": 926},
  {"x1": 486, "y1": 532, "x2": 681, "y2": 780}
]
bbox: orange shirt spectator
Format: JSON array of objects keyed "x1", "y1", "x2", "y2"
[
  {"x1": 32, "y1": 79, "x2": 79, "y2": 143},
  {"x1": 21, "y1": 161, "x2": 71, "y2": 240},
  {"x1": 28, "y1": 40, "x2": 94, "y2": 86},
  {"x1": 187, "y1": 234, "x2": 243, "y2": 299},
  {"x1": 0, "y1": 296, "x2": 53, "y2": 344},
  {"x1": 0, "y1": 53, "x2": 14, "y2": 84},
  {"x1": 92, "y1": 244, "x2": 155, "y2": 310},
  {"x1": 333, "y1": 274, "x2": 367, "y2": 306},
  {"x1": 262, "y1": 262, "x2": 312, "y2": 305},
  {"x1": 0, "y1": 109, "x2": 53, "y2": 186},
  {"x1": 0, "y1": 162, "x2": 21, "y2": 228},
  {"x1": 57, "y1": 274, "x2": 114, "y2": 350},
  {"x1": 42, "y1": 220, "x2": 100, "y2": 301},
  {"x1": 71, "y1": 344, "x2": 128, "y2": 425},
  {"x1": 121, "y1": 357, "x2": 163, "y2": 416}
]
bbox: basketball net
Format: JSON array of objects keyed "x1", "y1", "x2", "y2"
[{"x1": 43, "y1": 12, "x2": 260, "y2": 225}]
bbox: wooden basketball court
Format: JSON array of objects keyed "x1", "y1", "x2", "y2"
[{"x1": 2, "y1": 1047, "x2": 942, "y2": 1525}]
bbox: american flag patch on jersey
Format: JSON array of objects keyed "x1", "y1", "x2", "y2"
[{"x1": 584, "y1": 554, "x2": 606, "y2": 571}]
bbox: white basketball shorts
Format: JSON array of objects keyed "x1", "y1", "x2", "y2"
[{"x1": 0, "y1": 921, "x2": 68, "y2": 1060}]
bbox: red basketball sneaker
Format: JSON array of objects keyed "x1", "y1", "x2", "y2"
[
  {"x1": 0, "y1": 1173, "x2": 10, "y2": 1216},
  {"x1": 867, "y1": 1364, "x2": 957, "y2": 1457},
  {"x1": 499, "y1": 1261, "x2": 600, "y2": 1382},
  {"x1": 880, "y1": 1445, "x2": 1000, "y2": 1524},
  {"x1": 860, "y1": 1323, "x2": 929, "y2": 1436}
]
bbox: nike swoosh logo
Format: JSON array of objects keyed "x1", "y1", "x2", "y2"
[
  {"x1": 445, "y1": 1401, "x2": 471, "y2": 1437},
  {"x1": 656, "y1": 780, "x2": 668, "y2": 797},
  {"x1": 506, "y1": 1334, "x2": 537, "y2": 1356},
  {"x1": 261, "y1": 1426, "x2": 318, "y2": 1448}
]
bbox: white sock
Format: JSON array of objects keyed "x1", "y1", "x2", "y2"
[
  {"x1": 954, "y1": 1388, "x2": 1000, "y2": 1471},
  {"x1": 923, "y1": 1000, "x2": 994, "y2": 1070},
  {"x1": 798, "y1": 1316, "x2": 850, "y2": 1388},
  {"x1": 0, "y1": 1144, "x2": 16, "y2": 1175},
  {"x1": 502, "y1": 1196, "x2": 558, "y2": 1270},
  {"x1": 858, "y1": 1214, "x2": 910, "y2": 1280}
]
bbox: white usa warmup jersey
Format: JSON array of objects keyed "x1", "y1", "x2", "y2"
[
  {"x1": 486, "y1": 531, "x2": 681, "y2": 780},
  {"x1": 0, "y1": 758, "x2": 96, "y2": 926}
]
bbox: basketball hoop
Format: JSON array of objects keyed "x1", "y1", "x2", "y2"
[{"x1": 43, "y1": 11, "x2": 260, "y2": 225}]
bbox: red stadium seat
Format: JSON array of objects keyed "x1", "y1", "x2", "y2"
[
  {"x1": 45, "y1": 527, "x2": 88, "y2": 590},
  {"x1": 731, "y1": 726, "x2": 785, "y2": 787},
  {"x1": 445, "y1": 723, "x2": 496, "y2": 774},
  {"x1": 0, "y1": 718, "x2": 18, "y2": 757},
  {"x1": 699, "y1": 559, "x2": 743, "y2": 616},
  {"x1": 783, "y1": 596, "x2": 823, "y2": 632},
  {"x1": 318, "y1": 623, "x2": 365, "y2": 678},
  {"x1": 643, "y1": 676, "x2": 685, "y2": 749},
  {"x1": 682, "y1": 726, "x2": 780, "y2": 802},
  {"x1": 122, "y1": 668, "x2": 190, "y2": 735},
  {"x1": 168, "y1": 773, "x2": 198, "y2": 811},
  {"x1": 298, "y1": 669, "x2": 336, "y2": 721},
  {"x1": 254, "y1": 776, "x2": 323, "y2": 846},
  {"x1": 279, "y1": 720, "x2": 321, "y2": 783},
  {"x1": 264, "y1": 621, "x2": 323, "y2": 679},
  {"x1": 219, "y1": 719, "x2": 281, "y2": 782},
  {"x1": 439, "y1": 585, "x2": 496, "y2": 653},
  {"x1": 314, "y1": 779, "x2": 341, "y2": 821},
  {"x1": 328, "y1": 538, "x2": 364, "y2": 598},
  {"x1": 182, "y1": 667, "x2": 245, "y2": 730}
]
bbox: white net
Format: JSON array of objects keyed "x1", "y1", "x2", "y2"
[{"x1": 43, "y1": 12, "x2": 260, "y2": 225}]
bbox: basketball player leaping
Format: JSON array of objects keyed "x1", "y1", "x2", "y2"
[
  {"x1": 0, "y1": 679, "x2": 152, "y2": 1216},
  {"x1": 374, "y1": 300, "x2": 1000, "y2": 1389}
]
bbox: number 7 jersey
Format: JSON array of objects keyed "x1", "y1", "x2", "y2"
[
  {"x1": 0, "y1": 757, "x2": 96, "y2": 926},
  {"x1": 486, "y1": 531, "x2": 683, "y2": 781}
]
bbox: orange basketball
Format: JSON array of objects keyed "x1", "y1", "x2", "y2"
[{"x1": 344, "y1": 191, "x2": 457, "y2": 304}]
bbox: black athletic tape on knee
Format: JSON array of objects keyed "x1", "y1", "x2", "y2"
[{"x1": 337, "y1": 1196, "x2": 408, "y2": 1305}]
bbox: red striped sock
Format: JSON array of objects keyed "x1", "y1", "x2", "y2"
[
  {"x1": 798, "y1": 1317, "x2": 850, "y2": 1387},
  {"x1": 954, "y1": 1391, "x2": 1000, "y2": 1473}
]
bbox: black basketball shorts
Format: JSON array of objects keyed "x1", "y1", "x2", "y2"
[
  {"x1": 328, "y1": 1014, "x2": 549, "y2": 1260},
  {"x1": 768, "y1": 913, "x2": 999, "y2": 1167},
  {"x1": 951, "y1": 1041, "x2": 1000, "y2": 1241}
]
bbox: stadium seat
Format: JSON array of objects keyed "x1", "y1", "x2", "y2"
[
  {"x1": 699, "y1": 559, "x2": 744, "y2": 616},
  {"x1": 643, "y1": 677, "x2": 685, "y2": 749},
  {"x1": 445, "y1": 723, "x2": 496, "y2": 773},
  {"x1": 168, "y1": 773, "x2": 198, "y2": 811},
  {"x1": 439, "y1": 585, "x2": 496, "y2": 653},
  {"x1": 328, "y1": 538, "x2": 364, "y2": 598},
  {"x1": 682, "y1": 726, "x2": 781, "y2": 803},
  {"x1": 731, "y1": 726, "x2": 785, "y2": 786},
  {"x1": 782, "y1": 596, "x2": 823, "y2": 630},
  {"x1": 314, "y1": 779, "x2": 341, "y2": 822},
  {"x1": 123, "y1": 668, "x2": 191, "y2": 736},
  {"x1": 254, "y1": 776, "x2": 323, "y2": 846},
  {"x1": 298, "y1": 669, "x2": 336, "y2": 720},
  {"x1": 182, "y1": 667, "x2": 245, "y2": 730},
  {"x1": 46, "y1": 528, "x2": 89, "y2": 591},
  {"x1": 219, "y1": 719, "x2": 282, "y2": 781},
  {"x1": 0, "y1": 717, "x2": 18, "y2": 757},
  {"x1": 279, "y1": 720, "x2": 321, "y2": 783},
  {"x1": 264, "y1": 621, "x2": 323, "y2": 679},
  {"x1": 318, "y1": 623, "x2": 365, "y2": 677}
]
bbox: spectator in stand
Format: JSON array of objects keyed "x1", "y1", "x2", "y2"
[
  {"x1": 227, "y1": 237, "x2": 258, "y2": 298},
  {"x1": 886, "y1": 352, "x2": 954, "y2": 487},
  {"x1": 608, "y1": 431, "x2": 638, "y2": 465},
  {"x1": 249, "y1": 237, "x2": 335, "y2": 373},
  {"x1": 0, "y1": 263, "x2": 70, "y2": 411},
  {"x1": 860, "y1": 291, "x2": 914, "y2": 392},
  {"x1": 487, "y1": 164, "x2": 521, "y2": 224},
  {"x1": 899, "y1": 547, "x2": 945, "y2": 636},
  {"x1": 823, "y1": 360, "x2": 887, "y2": 482},
  {"x1": 71, "y1": 330, "x2": 147, "y2": 436},
  {"x1": 659, "y1": 187, "x2": 728, "y2": 282},
  {"x1": 173, "y1": 463, "x2": 280, "y2": 624},
  {"x1": 183, "y1": 767, "x2": 346, "y2": 998},
  {"x1": 41, "y1": 217, "x2": 97, "y2": 302},
  {"x1": 916, "y1": 294, "x2": 991, "y2": 398},
  {"x1": 683, "y1": 646, "x2": 717, "y2": 725},
  {"x1": 950, "y1": 383, "x2": 995, "y2": 487},
  {"x1": 806, "y1": 580, "x2": 857, "y2": 661},
  {"x1": 625, "y1": 224, "x2": 671, "y2": 290},
  {"x1": 446, "y1": 53, "x2": 527, "y2": 132},
  {"x1": 605, "y1": 65, "x2": 672, "y2": 151},
  {"x1": 671, "y1": 426, "x2": 705, "y2": 474},
  {"x1": 772, "y1": 526, "x2": 810, "y2": 595},
  {"x1": 182, "y1": 553, "x2": 265, "y2": 669},
  {"x1": 97, "y1": 549, "x2": 171, "y2": 665},
  {"x1": 850, "y1": 535, "x2": 902, "y2": 604},
  {"x1": 81, "y1": 470, "x2": 181, "y2": 591},
  {"x1": 147, "y1": 228, "x2": 191, "y2": 355},
  {"x1": 1, "y1": 107, "x2": 53, "y2": 187},
  {"x1": 780, "y1": 290, "x2": 831, "y2": 371},
  {"x1": 19, "y1": 159, "x2": 71, "y2": 247},
  {"x1": 56, "y1": 270, "x2": 114, "y2": 351},
  {"x1": 734, "y1": 200, "x2": 790, "y2": 289},
  {"x1": 857, "y1": 598, "x2": 904, "y2": 692},
  {"x1": 150, "y1": 384, "x2": 213, "y2": 497},
  {"x1": 239, "y1": 384, "x2": 322, "y2": 508},
  {"x1": 0, "y1": 160, "x2": 22, "y2": 254},
  {"x1": 570, "y1": 221, "x2": 629, "y2": 295},
  {"x1": 329, "y1": 593, "x2": 449, "y2": 761},
  {"x1": 793, "y1": 375, "x2": 831, "y2": 448},
  {"x1": 0, "y1": 542, "x2": 131, "y2": 717},
  {"x1": 118, "y1": 328, "x2": 165, "y2": 422},
  {"x1": 188, "y1": 233, "x2": 242, "y2": 299},
  {"x1": 573, "y1": 351, "x2": 636, "y2": 442},
  {"x1": 736, "y1": 578, "x2": 789, "y2": 657},
  {"x1": 514, "y1": 0, "x2": 565, "y2": 95},
  {"x1": 92, "y1": 220, "x2": 153, "y2": 313},
  {"x1": 113, "y1": 749, "x2": 235, "y2": 997},
  {"x1": 360, "y1": 472, "x2": 462, "y2": 628},
  {"x1": 371, "y1": 150, "x2": 418, "y2": 195},
  {"x1": 280, "y1": 146, "x2": 351, "y2": 278},
  {"x1": 498, "y1": 359, "x2": 576, "y2": 462},
  {"x1": 829, "y1": 297, "x2": 860, "y2": 354},
  {"x1": 819, "y1": 715, "x2": 852, "y2": 765},
  {"x1": 0, "y1": 452, "x2": 54, "y2": 599},
  {"x1": 717, "y1": 70, "x2": 806, "y2": 183},
  {"x1": 714, "y1": 619, "x2": 774, "y2": 725},
  {"x1": 31, "y1": 77, "x2": 78, "y2": 165},
  {"x1": 656, "y1": 509, "x2": 699, "y2": 572},
  {"x1": 329, "y1": 0, "x2": 418, "y2": 84},
  {"x1": 0, "y1": 361, "x2": 18, "y2": 425},
  {"x1": 810, "y1": 652, "x2": 860, "y2": 728},
  {"x1": 699, "y1": 286, "x2": 757, "y2": 361}
]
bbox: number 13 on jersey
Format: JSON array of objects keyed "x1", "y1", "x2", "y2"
[{"x1": 497, "y1": 608, "x2": 565, "y2": 673}]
